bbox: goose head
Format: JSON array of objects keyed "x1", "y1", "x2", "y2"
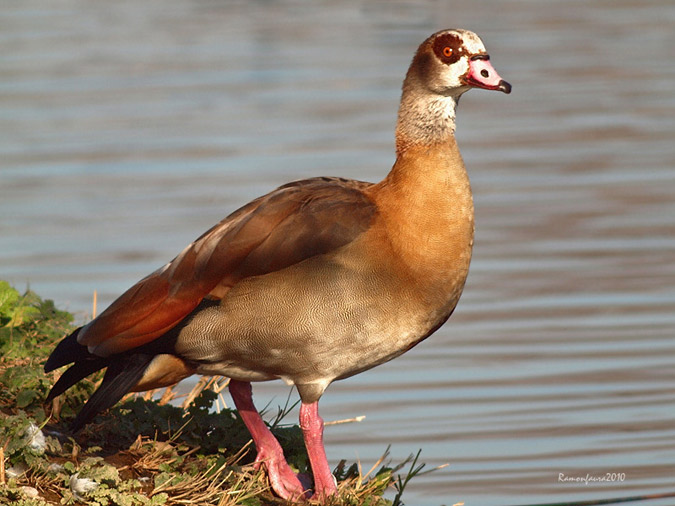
[
  {"x1": 396, "y1": 29, "x2": 511, "y2": 152},
  {"x1": 409, "y1": 29, "x2": 511, "y2": 98}
]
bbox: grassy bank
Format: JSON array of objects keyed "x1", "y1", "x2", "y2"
[{"x1": 0, "y1": 281, "x2": 427, "y2": 505}]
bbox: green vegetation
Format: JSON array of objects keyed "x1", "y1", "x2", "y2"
[{"x1": 0, "y1": 281, "x2": 428, "y2": 505}]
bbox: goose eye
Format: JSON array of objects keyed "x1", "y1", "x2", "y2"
[{"x1": 443, "y1": 46, "x2": 453, "y2": 57}]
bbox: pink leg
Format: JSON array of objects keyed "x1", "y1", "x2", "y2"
[
  {"x1": 229, "y1": 380, "x2": 308, "y2": 501},
  {"x1": 299, "y1": 401, "x2": 337, "y2": 499}
]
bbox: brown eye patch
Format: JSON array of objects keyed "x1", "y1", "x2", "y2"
[{"x1": 432, "y1": 33, "x2": 465, "y2": 65}]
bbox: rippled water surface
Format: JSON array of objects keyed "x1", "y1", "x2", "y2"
[{"x1": 2, "y1": 1, "x2": 674, "y2": 505}]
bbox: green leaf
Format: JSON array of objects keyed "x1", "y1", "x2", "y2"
[
  {"x1": 7, "y1": 305, "x2": 42, "y2": 328},
  {"x1": 149, "y1": 493, "x2": 168, "y2": 505},
  {"x1": 16, "y1": 389, "x2": 38, "y2": 408},
  {"x1": 0, "y1": 280, "x2": 21, "y2": 324}
]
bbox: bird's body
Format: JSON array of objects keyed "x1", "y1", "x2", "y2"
[
  {"x1": 45, "y1": 28, "x2": 510, "y2": 501},
  {"x1": 178, "y1": 141, "x2": 472, "y2": 396}
]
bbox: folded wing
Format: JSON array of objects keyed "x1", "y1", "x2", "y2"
[{"x1": 77, "y1": 177, "x2": 377, "y2": 357}]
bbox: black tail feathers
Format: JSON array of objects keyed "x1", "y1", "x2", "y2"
[
  {"x1": 46, "y1": 356, "x2": 108, "y2": 402},
  {"x1": 69, "y1": 353, "x2": 154, "y2": 432},
  {"x1": 44, "y1": 327, "x2": 89, "y2": 373},
  {"x1": 45, "y1": 328, "x2": 155, "y2": 432}
]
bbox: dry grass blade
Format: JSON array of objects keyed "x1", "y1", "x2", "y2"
[
  {"x1": 324, "y1": 415, "x2": 366, "y2": 426},
  {"x1": 0, "y1": 447, "x2": 5, "y2": 485},
  {"x1": 91, "y1": 290, "x2": 97, "y2": 319},
  {"x1": 151, "y1": 458, "x2": 268, "y2": 506},
  {"x1": 178, "y1": 376, "x2": 229, "y2": 410}
]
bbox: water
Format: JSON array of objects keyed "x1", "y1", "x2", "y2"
[{"x1": 1, "y1": 1, "x2": 674, "y2": 505}]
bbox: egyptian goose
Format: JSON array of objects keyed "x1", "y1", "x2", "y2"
[{"x1": 45, "y1": 29, "x2": 510, "y2": 501}]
